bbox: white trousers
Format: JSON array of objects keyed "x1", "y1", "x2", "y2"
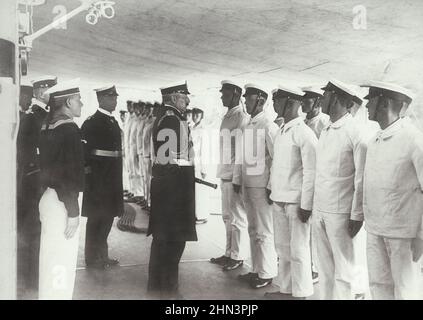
[
  {"x1": 367, "y1": 232, "x2": 422, "y2": 300},
  {"x1": 142, "y1": 157, "x2": 152, "y2": 206},
  {"x1": 131, "y1": 151, "x2": 143, "y2": 197},
  {"x1": 273, "y1": 202, "x2": 313, "y2": 297},
  {"x1": 312, "y1": 210, "x2": 359, "y2": 300},
  {"x1": 220, "y1": 180, "x2": 248, "y2": 260},
  {"x1": 127, "y1": 148, "x2": 136, "y2": 194},
  {"x1": 352, "y1": 228, "x2": 369, "y2": 295},
  {"x1": 243, "y1": 187, "x2": 278, "y2": 279},
  {"x1": 122, "y1": 153, "x2": 130, "y2": 191},
  {"x1": 38, "y1": 188, "x2": 80, "y2": 300}
]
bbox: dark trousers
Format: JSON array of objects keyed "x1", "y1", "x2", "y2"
[
  {"x1": 147, "y1": 238, "x2": 186, "y2": 298},
  {"x1": 17, "y1": 173, "x2": 41, "y2": 291},
  {"x1": 85, "y1": 215, "x2": 114, "y2": 264}
]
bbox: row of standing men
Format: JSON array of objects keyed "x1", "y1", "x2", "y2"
[
  {"x1": 16, "y1": 76, "x2": 423, "y2": 300},
  {"x1": 17, "y1": 77, "x2": 125, "y2": 299},
  {"x1": 121, "y1": 100, "x2": 208, "y2": 223},
  {"x1": 206, "y1": 79, "x2": 423, "y2": 300}
]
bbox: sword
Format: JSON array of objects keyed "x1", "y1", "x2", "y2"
[{"x1": 194, "y1": 177, "x2": 218, "y2": 189}]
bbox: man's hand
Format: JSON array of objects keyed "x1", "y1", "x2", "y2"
[
  {"x1": 65, "y1": 216, "x2": 79, "y2": 240},
  {"x1": 266, "y1": 188, "x2": 273, "y2": 205},
  {"x1": 201, "y1": 172, "x2": 206, "y2": 179},
  {"x1": 348, "y1": 219, "x2": 363, "y2": 238},
  {"x1": 233, "y1": 184, "x2": 241, "y2": 194},
  {"x1": 411, "y1": 237, "x2": 423, "y2": 262},
  {"x1": 298, "y1": 208, "x2": 312, "y2": 223}
]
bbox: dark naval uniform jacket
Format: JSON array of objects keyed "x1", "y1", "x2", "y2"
[
  {"x1": 17, "y1": 104, "x2": 48, "y2": 191},
  {"x1": 81, "y1": 109, "x2": 124, "y2": 218},
  {"x1": 148, "y1": 104, "x2": 197, "y2": 242}
]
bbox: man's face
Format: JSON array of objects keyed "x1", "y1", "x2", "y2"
[
  {"x1": 68, "y1": 94, "x2": 83, "y2": 118},
  {"x1": 127, "y1": 103, "x2": 134, "y2": 113},
  {"x1": 321, "y1": 91, "x2": 333, "y2": 115},
  {"x1": 301, "y1": 97, "x2": 316, "y2": 114},
  {"x1": 174, "y1": 93, "x2": 190, "y2": 112},
  {"x1": 192, "y1": 112, "x2": 203, "y2": 124},
  {"x1": 144, "y1": 106, "x2": 152, "y2": 117},
  {"x1": 366, "y1": 96, "x2": 379, "y2": 121},
  {"x1": 272, "y1": 96, "x2": 287, "y2": 117},
  {"x1": 134, "y1": 106, "x2": 141, "y2": 116},
  {"x1": 152, "y1": 106, "x2": 160, "y2": 117},
  {"x1": 19, "y1": 91, "x2": 32, "y2": 111},
  {"x1": 220, "y1": 88, "x2": 238, "y2": 107},
  {"x1": 34, "y1": 87, "x2": 49, "y2": 104},
  {"x1": 100, "y1": 95, "x2": 118, "y2": 112},
  {"x1": 244, "y1": 94, "x2": 259, "y2": 115},
  {"x1": 120, "y1": 112, "x2": 126, "y2": 122}
]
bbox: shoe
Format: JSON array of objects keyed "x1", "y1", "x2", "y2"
[
  {"x1": 104, "y1": 258, "x2": 119, "y2": 266},
  {"x1": 312, "y1": 271, "x2": 319, "y2": 284},
  {"x1": 237, "y1": 272, "x2": 258, "y2": 283},
  {"x1": 195, "y1": 218, "x2": 208, "y2": 224},
  {"x1": 222, "y1": 258, "x2": 243, "y2": 271},
  {"x1": 125, "y1": 197, "x2": 137, "y2": 203},
  {"x1": 250, "y1": 277, "x2": 272, "y2": 289},
  {"x1": 355, "y1": 293, "x2": 365, "y2": 300},
  {"x1": 264, "y1": 291, "x2": 290, "y2": 299},
  {"x1": 210, "y1": 255, "x2": 229, "y2": 266}
]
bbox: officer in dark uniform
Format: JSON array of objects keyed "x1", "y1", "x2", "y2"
[
  {"x1": 147, "y1": 82, "x2": 197, "y2": 299},
  {"x1": 16, "y1": 76, "x2": 57, "y2": 292},
  {"x1": 81, "y1": 85, "x2": 124, "y2": 269}
]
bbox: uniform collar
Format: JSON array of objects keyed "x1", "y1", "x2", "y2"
[
  {"x1": 225, "y1": 105, "x2": 243, "y2": 118},
  {"x1": 250, "y1": 111, "x2": 265, "y2": 124},
  {"x1": 325, "y1": 112, "x2": 351, "y2": 130},
  {"x1": 164, "y1": 104, "x2": 185, "y2": 120},
  {"x1": 193, "y1": 121, "x2": 204, "y2": 129},
  {"x1": 98, "y1": 107, "x2": 114, "y2": 117},
  {"x1": 32, "y1": 99, "x2": 48, "y2": 111},
  {"x1": 274, "y1": 117, "x2": 284, "y2": 128},
  {"x1": 305, "y1": 111, "x2": 321, "y2": 123},
  {"x1": 375, "y1": 118, "x2": 403, "y2": 141},
  {"x1": 281, "y1": 117, "x2": 302, "y2": 133}
]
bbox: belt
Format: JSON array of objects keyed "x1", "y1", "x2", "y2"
[
  {"x1": 91, "y1": 149, "x2": 122, "y2": 158},
  {"x1": 154, "y1": 159, "x2": 193, "y2": 166}
]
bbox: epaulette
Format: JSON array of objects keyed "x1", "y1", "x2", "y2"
[
  {"x1": 157, "y1": 110, "x2": 178, "y2": 128},
  {"x1": 165, "y1": 110, "x2": 176, "y2": 116}
]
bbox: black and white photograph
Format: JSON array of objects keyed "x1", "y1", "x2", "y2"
[{"x1": 0, "y1": 0, "x2": 422, "y2": 304}]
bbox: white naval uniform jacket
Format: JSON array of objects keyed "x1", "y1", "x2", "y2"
[
  {"x1": 128, "y1": 115, "x2": 138, "y2": 157},
  {"x1": 268, "y1": 117, "x2": 318, "y2": 211},
  {"x1": 124, "y1": 114, "x2": 136, "y2": 155},
  {"x1": 216, "y1": 105, "x2": 250, "y2": 181},
  {"x1": 232, "y1": 111, "x2": 278, "y2": 188},
  {"x1": 136, "y1": 115, "x2": 148, "y2": 156},
  {"x1": 142, "y1": 116, "x2": 155, "y2": 158},
  {"x1": 313, "y1": 113, "x2": 367, "y2": 221},
  {"x1": 304, "y1": 112, "x2": 330, "y2": 139},
  {"x1": 364, "y1": 118, "x2": 423, "y2": 239},
  {"x1": 191, "y1": 121, "x2": 208, "y2": 175}
]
